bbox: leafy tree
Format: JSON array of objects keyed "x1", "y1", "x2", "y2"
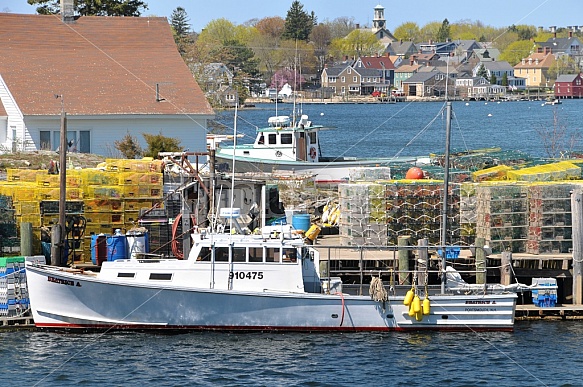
[
  {"x1": 142, "y1": 132, "x2": 182, "y2": 158},
  {"x1": 310, "y1": 24, "x2": 331, "y2": 71},
  {"x1": 330, "y1": 29, "x2": 383, "y2": 59},
  {"x1": 548, "y1": 55, "x2": 580, "y2": 79},
  {"x1": 255, "y1": 17, "x2": 285, "y2": 39},
  {"x1": 419, "y1": 22, "x2": 441, "y2": 42},
  {"x1": 436, "y1": 18, "x2": 451, "y2": 42},
  {"x1": 27, "y1": 0, "x2": 148, "y2": 16},
  {"x1": 282, "y1": 1, "x2": 314, "y2": 41},
  {"x1": 324, "y1": 16, "x2": 356, "y2": 40},
  {"x1": 501, "y1": 72, "x2": 508, "y2": 87},
  {"x1": 499, "y1": 40, "x2": 534, "y2": 66},
  {"x1": 477, "y1": 63, "x2": 488, "y2": 78},
  {"x1": 114, "y1": 132, "x2": 143, "y2": 159},
  {"x1": 393, "y1": 22, "x2": 420, "y2": 41},
  {"x1": 508, "y1": 24, "x2": 537, "y2": 41},
  {"x1": 271, "y1": 68, "x2": 304, "y2": 91}
]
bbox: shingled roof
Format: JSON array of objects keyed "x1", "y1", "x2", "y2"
[{"x1": 0, "y1": 14, "x2": 213, "y2": 117}]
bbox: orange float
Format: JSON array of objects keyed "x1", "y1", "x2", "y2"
[{"x1": 405, "y1": 167, "x2": 424, "y2": 179}]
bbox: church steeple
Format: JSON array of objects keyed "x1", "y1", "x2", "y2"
[{"x1": 372, "y1": 4, "x2": 386, "y2": 33}]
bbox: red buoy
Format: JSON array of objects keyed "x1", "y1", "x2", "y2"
[{"x1": 405, "y1": 167, "x2": 424, "y2": 179}]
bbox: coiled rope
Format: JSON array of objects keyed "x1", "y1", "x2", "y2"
[{"x1": 369, "y1": 276, "x2": 388, "y2": 302}]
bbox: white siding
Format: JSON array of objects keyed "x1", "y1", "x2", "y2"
[{"x1": 0, "y1": 75, "x2": 25, "y2": 152}]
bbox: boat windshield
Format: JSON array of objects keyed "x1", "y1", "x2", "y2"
[{"x1": 195, "y1": 246, "x2": 298, "y2": 264}]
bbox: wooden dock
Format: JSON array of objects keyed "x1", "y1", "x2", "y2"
[
  {"x1": 515, "y1": 304, "x2": 583, "y2": 320},
  {"x1": 0, "y1": 314, "x2": 35, "y2": 330}
]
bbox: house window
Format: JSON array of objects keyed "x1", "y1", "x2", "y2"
[
  {"x1": 341, "y1": 76, "x2": 345, "y2": 82},
  {"x1": 341, "y1": 86, "x2": 345, "y2": 93},
  {"x1": 353, "y1": 76, "x2": 357, "y2": 82},
  {"x1": 42, "y1": 130, "x2": 90, "y2": 153},
  {"x1": 347, "y1": 68, "x2": 351, "y2": 74},
  {"x1": 329, "y1": 77, "x2": 337, "y2": 83}
]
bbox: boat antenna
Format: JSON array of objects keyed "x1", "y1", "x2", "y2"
[
  {"x1": 292, "y1": 39, "x2": 298, "y2": 126},
  {"x1": 440, "y1": 101, "x2": 452, "y2": 294}
]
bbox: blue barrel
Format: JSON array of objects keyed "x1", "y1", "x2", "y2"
[
  {"x1": 106, "y1": 234, "x2": 127, "y2": 261},
  {"x1": 292, "y1": 214, "x2": 311, "y2": 232}
]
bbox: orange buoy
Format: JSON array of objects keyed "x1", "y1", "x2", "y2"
[{"x1": 405, "y1": 167, "x2": 424, "y2": 179}]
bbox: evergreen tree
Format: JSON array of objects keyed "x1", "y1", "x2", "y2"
[
  {"x1": 170, "y1": 7, "x2": 192, "y2": 56},
  {"x1": 27, "y1": 0, "x2": 148, "y2": 16},
  {"x1": 501, "y1": 73, "x2": 509, "y2": 87},
  {"x1": 477, "y1": 64, "x2": 488, "y2": 78},
  {"x1": 282, "y1": 1, "x2": 314, "y2": 41},
  {"x1": 171, "y1": 7, "x2": 190, "y2": 37},
  {"x1": 436, "y1": 18, "x2": 450, "y2": 42},
  {"x1": 489, "y1": 74, "x2": 497, "y2": 85}
]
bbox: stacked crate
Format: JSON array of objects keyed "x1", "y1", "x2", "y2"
[
  {"x1": 385, "y1": 181, "x2": 460, "y2": 245},
  {"x1": 0, "y1": 257, "x2": 28, "y2": 317},
  {"x1": 339, "y1": 184, "x2": 388, "y2": 246},
  {"x1": 476, "y1": 184, "x2": 529, "y2": 253},
  {"x1": 459, "y1": 183, "x2": 477, "y2": 246},
  {"x1": 0, "y1": 195, "x2": 18, "y2": 254},
  {"x1": 526, "y1": 183, "x2": 573, "y2": 254}
]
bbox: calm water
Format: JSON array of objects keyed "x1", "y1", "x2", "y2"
[
  {"x1": 216, "y1": 99, "x2": 583, "y2": 160},
  {"x1": 1, "y1": 320, "x2": 582, "y2": 386},
  {"x1": 4, "y1": 102, "x2": 583, "y2": 386}
]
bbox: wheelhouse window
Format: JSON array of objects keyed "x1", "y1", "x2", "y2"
[
  {"x1": 268, "y1": 133, "x2": 277, "y2": 144},
  {"x1": 265, "y1": 247, "x2": 280, "y2": 263},
  {"x1": 249, "y1": 247, "x2": 263, "y2": 262},
  {"x1": 233, "y1": 247, "x2": 246, "y2": 262},
  {"x1": 280, "y1": 133, "x2": 292, "y2": 144},
  {"x1": 282, "y1": 248, "x2": 297, "y2": 263},
  {"x1": 197, "y1": 247, "x2": 211, "y2": 261},
  {"x1": 215, "y1": 247, "x2": 229, "y2": 262}
]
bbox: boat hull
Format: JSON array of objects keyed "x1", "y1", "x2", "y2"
[
  {"x1": 215, "y1": 154, "x2": 425, "y2": 184},
  {"x1": 26, "y1": 264, "x2": 517, "y2": 332}
]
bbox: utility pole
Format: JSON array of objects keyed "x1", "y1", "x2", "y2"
[{"x1": 52, "y1": 94, "x2": 67, "y2": 266}]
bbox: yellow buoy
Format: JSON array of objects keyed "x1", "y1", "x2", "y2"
[
  {"x1": 423, "y1": 297, "x2": 431, "y2": 315},
  {"x1": 412, "y1": 295, "x2": 421, "y2": 313},
  {"x1": 305, "y1": 224, "x2": 321, "y2": 241},
  {"x1": 408, "y1": 303, "x2": 416, "y2": 317},
  {"x1": 403, "y1": 288, "x2": 414, "y2": 306},
  {"x1": 415, "y1": 310, "x2": 423, "y2": 321}
]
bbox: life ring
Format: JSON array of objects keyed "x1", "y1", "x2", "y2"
[
  {"x1": 309, "y1": 146, "x2": 317, "y2": 161},
  {"x1": 275, "y1": 150, "x2": 282, "y2": 158}
]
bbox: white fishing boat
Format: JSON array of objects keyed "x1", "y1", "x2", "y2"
[
  {"x1": 25, "y1": 216, "x2": 520, "y2": 332},
  {"x1": 214, "y1": 114, "x2": 426, "y2": 184},
  {"x1": 25, "y1": 102, "x2": 535, "y2": 332}
]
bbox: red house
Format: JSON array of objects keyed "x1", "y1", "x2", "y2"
[{"x1": 554, "y1": 73, "x2": 583, "y2": 99}]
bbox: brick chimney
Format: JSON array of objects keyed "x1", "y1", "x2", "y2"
[{"x1": 60, "y1": 0, "x2": 75, "y2": 23}]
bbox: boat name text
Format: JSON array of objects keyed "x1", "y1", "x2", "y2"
[
  {"x1": 465, "y1": 300, "x2": 494, "y2": 304},
  {"x1": 229, "y1": 271, "x2": 264, "y2": 280},
  {"x1": 47, "y1": 276, "x2": 74, "y2": 286}
]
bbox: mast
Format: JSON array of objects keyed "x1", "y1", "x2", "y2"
[{"x1": 440, "y1": 101, "x2": 452, "y2": 294}]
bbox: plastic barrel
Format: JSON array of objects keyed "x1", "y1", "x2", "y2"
[
  {"x1": 126, "y1": 232, "x2": 149, "y2": 259},
  {"x1": 106, "y1": 234, "x2": 127, "y2": 261},
  {"x1": 292, "y1": 214, "x2": 311, "y2": 232}
]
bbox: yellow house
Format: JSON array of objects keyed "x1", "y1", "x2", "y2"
[{"x1": 513, "y1": 50, "x2": 556, "y2": 88}]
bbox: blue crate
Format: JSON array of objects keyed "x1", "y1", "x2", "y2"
[{"x1": 438, "y1": 246, "x2": 460, "y2": 259}]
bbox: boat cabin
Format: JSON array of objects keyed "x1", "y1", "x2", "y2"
[{"x1": 253, "y1": 115, "x2": 321, "y2": 163}]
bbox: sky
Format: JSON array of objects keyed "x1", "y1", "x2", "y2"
[{"x1": 1, "y1": 0, "x2": 580, "y2": 33}]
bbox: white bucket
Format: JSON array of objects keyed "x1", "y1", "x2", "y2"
[{"x1": 126, "y1": 233, "x2": 148, "y2": 259}]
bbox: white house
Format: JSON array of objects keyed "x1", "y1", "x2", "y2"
[{"x1": 0, "y1": 12, "x2": 213, "y2": 156}]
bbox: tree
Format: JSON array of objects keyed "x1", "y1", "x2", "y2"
[
  {"x1": 419, "y1": 21, "x2": 442, "y2": 42},
  {"x1": 330, "y1": 29, "x2": 383, "y2": 59},
  {"x1": 171, "y1": 7, "x2": 192, "y2": 56},
  {"x1": 142, "y1": 133, "x2": 182, "y2": 158},
  {"x1": 548, "y1": 55, "x2": 580, "y2": 79},
  {"x1": 477, "y1": 63, "x2": 488, "y2": 78},
  {"x1": 393, "y1": 22, "x2": 420, "y2": 41},
  {"x1": 271, "y1": 68, "x2": 304, "y2": 91},
  {"x1": 255, "y1": 16, "x2": 285, "y2": 39},
  {"x1": 501, "y1": 72, "x2": 509, "y2": 87},
  {"x1": 499, "y1": 40, "x2": 534, "y2": 66},
  {"x1": 325, "y1": 16, "x2": 355, "y2": 40},
  {"x1": 114, "y1": 132, "x2": 143, "y2": 159},
  {"x1": 489, "y1": 73, "x2": 497, "y2": 85},
  {"x1": 27, "y1": 0, "x2": 148, "y2": 16},
  {"x1": 436, "y1": 18, "x2": 451, "y2": 42},
  {"x1": 310, "y1": 24, "x2": 331, "y2": 72},
  {"x1": 282, "y1": 1, "x2": 314, "y2": 41}
]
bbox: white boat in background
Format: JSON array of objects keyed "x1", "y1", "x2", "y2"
[{"x1": 214, "y1": 114, "x2": 426, "y2": 184}]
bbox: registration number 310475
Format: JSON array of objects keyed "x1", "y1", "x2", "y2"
[{"x1": 229, "y1": 271, "x2": 264, "y2": 280}]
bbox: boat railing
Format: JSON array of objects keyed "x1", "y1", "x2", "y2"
[{"x1": 313, "y1": 244, "x2": 490, "y2": 296}]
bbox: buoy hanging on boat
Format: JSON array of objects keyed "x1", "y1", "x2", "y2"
[
  {"x1": 415, "y1": 310, "x2": 423, "y2": 321},
  {"x1": 412, "y1": 295, "x2": 421, "y2": 313},
  {"x1": 404, "y1": 287, "x2": 415, "y2": 306},
  {"x1": 405, "y1": 167, "x2": 424, "y2": 180},
  {"x1": 423, "y1": 297, "x2": 431, "y2": 315},
  {"x1": 408, "y1": 304, "x2": 416, "y2": 317}
]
